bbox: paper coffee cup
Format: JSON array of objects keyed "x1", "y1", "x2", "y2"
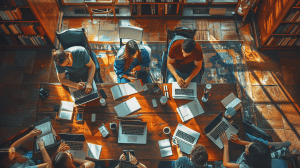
[
  {"x1": 163, "y1": 127, "x2": 171, "y2": 134},
  {"x1": 160, "y1": 96, "x2": 167, "y2": 105},
  {"x1": 100, "y1": 98, "x2": 106, "y2": 106},
  {"x1": 110, "y1": 122, "x2": 117, "y2": 130}
]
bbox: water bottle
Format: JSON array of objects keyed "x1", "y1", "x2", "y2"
[{"x1": 202, "y1": 84, "x2": 212, "y2": 102}]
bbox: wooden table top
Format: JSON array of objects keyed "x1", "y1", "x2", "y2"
[{"x1": 37, "y1": 83, "x2": 245, "y2": 162}]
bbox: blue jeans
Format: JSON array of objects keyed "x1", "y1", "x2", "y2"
[
  {"x1": 117, "y1": 71, "x2": 152, "y2": 83},
  {"x1": 166, "y1": 64, "x2": 204, "y2": 83}
]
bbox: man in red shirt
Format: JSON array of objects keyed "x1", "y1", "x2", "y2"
[{"x1": 167, "y1": 38, "x2": 204, "y2": 88}]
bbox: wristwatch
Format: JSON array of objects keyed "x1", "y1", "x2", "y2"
[{"x1": 134, "y1": 161, "x2": 139, "y2": 166}]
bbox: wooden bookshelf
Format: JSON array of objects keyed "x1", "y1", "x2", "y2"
[
  {"x1": 253, "y1": 0, "x2": 300, "y2": 50},
  {"x1": 0, "y1": 0, "x2": 60, "y2": 48}
]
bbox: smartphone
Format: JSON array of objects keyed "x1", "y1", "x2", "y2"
[
  {"x1": 99, "y1": 89, "x2": 107, "y2": 99},
  {"x1": 77, "y1": 112, "x2": 83, "y2": 121},
  {"x1": 123, "y1": 150, "x2": 135, "y2": 161}
]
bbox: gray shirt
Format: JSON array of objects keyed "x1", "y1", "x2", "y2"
[{"x1": 55, "y1": 46, "x2": 90, "y2": 77}]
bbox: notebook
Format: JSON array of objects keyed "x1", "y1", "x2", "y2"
[
  {"x1": 58, "y1": 101, "x2": 74, "y2": 120},
  {"x1": 176, "y1": 99, "x2": 205, "y2": 122},
  {"x1": 87, "y1": 143, "x2": 102, "y2": 160},
  {"x1": 204, "y1": 112, "x2": 238, "y2": 149},
  {"x1": 172, "y1": 123, "x2": 200, "y2": 154},
  {"x1": 69, "y1": 80, "x2": 99, "y2": 106},
  {"x1": 118, "y1": 121, "x2": 147, "y2": 144},
  {"x1": 158, "y1": 139, "x2": 173, "y2": 157},
  {"x1": 114, "y1": 97, "x2": 141, "y2": 117},
  {"x1": 172, "y1": 82, "x2": 197, "y2": 100},
  {"x1": 111, "y1": 79, "x2": 144, "y2": 100}
]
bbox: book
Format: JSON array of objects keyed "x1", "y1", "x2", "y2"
[
  {"x1": 176, "y1": 99, "x2": 204, "y2": 122},
  {"x1": 58, "y1": 101, "x2": 74, "y2": 120},
  {"x1": 158, "y1": 139, "x2": 173, "y2": 157},
  {"x1": 221, "y1": 93, "x2": 242, "y2": 111},
  {"x1": 110, "y1": 79, "x2": 144, "y2": 100},
  {"x1": 87, "y1": 143, "x2": 102, "y2": 160},
  {"x1": 33, "y1": 117, "x2": 57, "y2": 153},
  {"x1": 114, "y1": 97, "x2": 141, "y2": 117}
]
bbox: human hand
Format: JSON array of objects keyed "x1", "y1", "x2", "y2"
[
  {"x1": 182, "y1": 78, "x2": 192, "y2": 88},
  {"x1": 172, "y1": 139, "x2": 179, "y2": 147},
  {"x1": 119, "y1": 153, "x2": 126, "y2": 161},
  {"x1": 77, "y1": 82, "x2": 85, "y2": 90},
  {"x1": 57, "y1": 141, "x2": 70, "y2": 153},
  {"x1": 220, "y1": 132, "x2": 229, "y2": 147},
  {"x1": 38, "y1": 139, "x2": 45, "y2": 150},
  {"x1": 29, "y1": 128, "x2": 42, "y2": 137},
  {"x1": 85, "y1": 82, "x2": 92, "y2": 94},
  {"x1": 230, "y1": 134, "x2": 240, "y2": 144},
  {"x1": 128, "y1": 153, "x2": 138, "y2": 165},
  {"x1": 176, "y1": 77, "x2": 185, "y2": 88},
  {"x1": 127, "y1": 76, "x2": 137, "y2": 83}
]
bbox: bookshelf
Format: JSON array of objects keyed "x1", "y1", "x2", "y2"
[
  {"x1": 130, "y1": 0, "x2": 183, "y2": 17},
  {"x1": 253, "y1": 0, "x2": 300, "y2": 50},
  {"x1": 0, "y1": 0, "x2": 60, "y2": 48}
]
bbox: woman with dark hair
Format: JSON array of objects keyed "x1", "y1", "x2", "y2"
[
  {"x1": 0, "y1": 129, "x2": 52, "y2": 168},
  {"x1": 114, "y1": 40, "x2": 151, "y2": 83},
  {"x1": 220, "y1": 132, "x2": 272, "y2": 168},
  {"x1": 51, "y1": 142, "x2": 95, "y2": 168}
]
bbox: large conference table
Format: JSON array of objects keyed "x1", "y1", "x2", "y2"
[{"x1": 37, "y1": 83, "x2": 245, "y2": 166}]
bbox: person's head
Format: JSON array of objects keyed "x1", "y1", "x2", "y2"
[
  {"x1": 190, "y1": 144, "x2": 208, "y2": 167},
  {"x1": 124, "y1": 40, "x2": 142, "y2": 71},
  {"x1": 52, "y1": 49, "x2": 71, "y2": 66},
  {"x1": 245, "y1": 140, "x2": 271, "y2": 168},
  {"x1": 52, "y1": 151, "x2": 76, "y2": 168},
  {"x1": 0, "y1": 147, "x2": 27, "y2": 168},
  {"x1": 182, "y1": 38, "x2": 196, "y2": 57}
]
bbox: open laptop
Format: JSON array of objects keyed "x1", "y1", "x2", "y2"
[
  {"x1": 58, "y1": 133, "x2": 88, "y2": 160},
  {"x1": 118, "y1": 121, "x2": 147, "y2": 144},
  {"x1": 205, "y1": 112, "x2": 238, "y2": 149},
  {"x1": 172, "y1": 123, "x2": 201, "y2": 154},
  {"x1": 172, "y1": 82, "x2": 197, "y2": 100},
  {"x1": 69, "y1": 80, "x2": 99, "y2": 106}
]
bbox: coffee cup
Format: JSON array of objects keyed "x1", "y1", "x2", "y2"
[
  {"x1": 100, "y1": 98, "x2": 106, "y2": 106},
  {"x1": 109, "y1": 122, "x2": 117, "y2": 130},
  {"x1": 160, "y1": 96, "x2": 168, "y2": 105},
  {"x1": 163, "y1": 127, "x2": 171, "y2": 134}
]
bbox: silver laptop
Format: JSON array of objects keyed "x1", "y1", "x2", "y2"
[
  {"x1": 205, "y1": 112, "x2": 238, "y2": 149},
  {"x1": 172, "y1": 123, "x2": 201, "y2": 154},
  {"x1": 58, "y1": 133, "x2": 87, "y2": 160},
  {"x1": 118, "y1": 121, "x2": 147, "y2": 144},
  {"x1": 172, "y1": 82, "x2": 197, "y2": 100},
  {"x1": 69, "y1": 80, "x2": 99, "y2": 106}
]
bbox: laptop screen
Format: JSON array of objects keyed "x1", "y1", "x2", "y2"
[
  {"x1": 58, "y1": 133, "x2": 86, "y2": 141},
  {"x1": 204, "y1": 112, "x2": 223, "y2": 134}
]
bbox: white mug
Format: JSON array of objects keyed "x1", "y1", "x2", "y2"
[
  {"x1": 163, "y1": 127, "x2": 171, "y2": 134},
  {"x1": 160, "y1": 96, "x2": 168, "y2": 105},
  {"x1": 100, "y1": 98, "x2": 106, "y2": 106}
]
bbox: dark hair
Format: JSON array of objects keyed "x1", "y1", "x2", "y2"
[
  {"x1": 52, "y1": 152, "x2": 76, "y2": 168},
  {"x1": 182, "y1": 38, "x2": 196, "y2": 53},
  {"x1": 124, "y1": 40, "x2": 142, "y2": 71},
  {"x1": 0, "y1": 148, "x2": 28, "y2": 168},
  {"x1": 190, "y1": 144, "x2": 208, "y2": 167},
  {"x1": 245, "y1": 141, "x2": 271, "y2": 168},
  {"x1": 52, "y1": 49, "x2": 68, "y2": 65}
]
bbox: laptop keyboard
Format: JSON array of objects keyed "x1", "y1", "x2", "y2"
[
  {"x1": 210, "y1": 121, "x2": 229, "y2": 140},
  {"x1": 122, "y1": 124, "x2": 144, "y2": 135},
  {"x1": 175, "y1": 130, "x2": 195, "y2": 144},
  {"x1": 175, "y1": 89, "x2": 194, "y2": 96},
  {"x1": 75, "y1": 92, "x2": 98, "y2": 105},
  {"x1": 66, "y1": 141, "x2": 84, "y2": 150}
]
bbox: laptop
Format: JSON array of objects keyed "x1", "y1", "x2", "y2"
[
  {"x1": 205, "y1": 112, "x2": 238, "y2": 149},
  {"x1": 172, "y1": 123, "x2": 201, "y2": 154},
  {"x1": 69, "y1": 80, "x2": 99, "y2": 106},
  {"x1": 118, "y1": 121, "x2": 147, "y2": 144},
  {"x1": 58, "y1": 133, "x2": 87, "y2": 160},
  {"x1": 172, "y1": 82, "x2": 197, "y2": 100}
]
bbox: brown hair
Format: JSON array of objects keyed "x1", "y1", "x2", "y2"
[
  {"x1": 52, "y1": 151, "x2": 76, "y2": 168},
  {"x1": 0, "y1": 148, "x2": 28, "y2": 168},
  {"x1": 190, "y1": 144, "x2": 208, "y2": 167},
  {"x1": 124, "y1": 40, "x2": 142, "y2": 71},
  {"x1": 52, "y1": 49, "x2": 68, "y2": 65}
]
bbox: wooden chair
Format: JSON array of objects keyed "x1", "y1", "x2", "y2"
[{"x1": 85, "y1": 0, "x2": 116, "y2": 21}]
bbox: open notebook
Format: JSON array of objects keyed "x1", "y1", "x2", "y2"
[
  {"x1": 111, "y1": 80, "x2": 144, "y2": 100},
  {"x1": 114, "y1": 97, "x2": 141, "y2": 117},
  {"x1": 176, "y1": 99, "x2": 205, "y2": 122}
]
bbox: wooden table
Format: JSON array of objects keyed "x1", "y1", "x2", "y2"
[{"x1": 37, "y1": 83, "x2": 245, "y2": 166}]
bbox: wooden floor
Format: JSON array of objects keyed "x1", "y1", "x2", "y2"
[{"x1": 0, "y1": 18, "x2": 300, "y2": 166}]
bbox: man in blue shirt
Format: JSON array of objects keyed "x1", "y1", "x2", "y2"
[{"x1": 52, "y1": 46, "x2": 96, "y2": 94}]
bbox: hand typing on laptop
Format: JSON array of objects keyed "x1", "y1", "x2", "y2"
[{"x1": 77, "y1": 81, "x2": 93, "y2": 94}]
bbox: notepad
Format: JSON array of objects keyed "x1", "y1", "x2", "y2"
[
  {"x1": 111, "y1": 80, "x2": 144, "y2": 100},
  {"x1": 58, "y1": 101, "x2": 74, "y2": 120},
  {"x1": 176, "y1": 99, "x2": 205, "y2": 122},
  {"x1": 87, "y1": 143, "x2": 102, "y2": 160},
  {"x1": 158, "y1": 139, "x2": 173, "y2": 157},
  {"x1": 221, "y1": 93, "x2": 242, "y2": 111},
  {"x1": 114, "y1": 97, "x2": 141, "y2": 117}
]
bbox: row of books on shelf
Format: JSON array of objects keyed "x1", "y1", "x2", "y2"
[
  {"x1": 266, "y1": 36, "x2": 300, "y2": 46},
  {"x1": 132, "y1": 0, "x2": 180, "y2": 2},
  {"x1": 274, "y1": 24, "x2": 300, "y2": 34},
  {"x1": 0, "y1": 22, "x2": 45, "y2": 35},
  {"x1": 132, "y1": 4, "x2": 180, "y2": 15},
  {"x1": 0, "y1": 7, "x2": 22, "y2": 20},
  {"x1": 3, "y1": 35, "x2": 50, "y2": 46},
  {"x1": 0, "y1": 0, "x2": 27, "y2": 7},
  {"x1": 284, "y1": 10, "x2": 300, "y2": 22}
]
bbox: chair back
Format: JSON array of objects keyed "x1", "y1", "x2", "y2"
[
  {"x1": 119, "y1": 26, "x2": 143, "y2": 47},
  {"x1": 167, "y1": 27, "x2": 196, "y2": 48},
  {"x1": 85, "y1": 0, "x2": 116, "y2": 20}
]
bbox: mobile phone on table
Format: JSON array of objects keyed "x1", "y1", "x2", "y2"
[{"x1": 99, "y1": 89, "x2": 107, "y2": 99}]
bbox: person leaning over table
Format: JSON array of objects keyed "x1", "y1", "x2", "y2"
[
  {"x1": 166, "y1": 37, "x2": 204, "y2": 88},
  {"x1": 51, "y1": 142, "x2": 95, "y2": 168},
  {"x1": 114, "y1": 40, "x2": 151, "y2": 84},
  {"x1": 172, "y1": 139, "x2": 211, "y2": 168},
  {"x1": 114, "y1": 153, "x2": 147, "y2": 168},
  {"x1": 52, "y1": 46, "x2": 96, "y2": 94},
  {"x1": 0, "y1": 129, "x2": 52, "y2": 168}
]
